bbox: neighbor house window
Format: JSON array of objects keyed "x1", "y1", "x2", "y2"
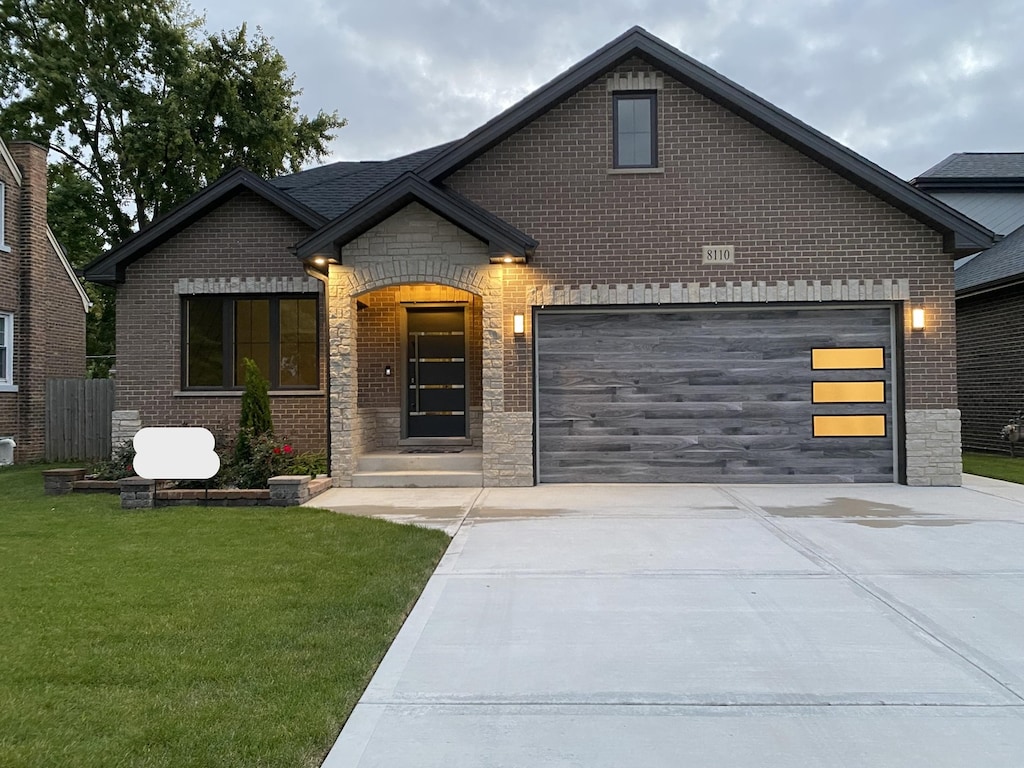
[
  {"x1": 0, "y1": 181, "x2": 7, "y2": 250},
  {"x1": 0, "y1": 313, "x2": 12, "y2": 386},
  {"x1": 613, "y1": 92, "x2": 657, "y2": 168},
  {"x1": 182, "y1": 295, "x2": 319, "y2": 390}
]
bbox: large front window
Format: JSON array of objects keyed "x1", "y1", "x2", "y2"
[{"x1": 182, "y1": 295, "x2": 319, "y2": 389}]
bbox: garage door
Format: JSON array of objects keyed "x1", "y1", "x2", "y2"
[{"x1": 535, "y1": 306, "x2": 897, "y2": 483}]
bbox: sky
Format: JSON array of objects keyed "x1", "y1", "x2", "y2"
[{"x1": 199, "y1": 0, "x2": 1024, "y2": 181}]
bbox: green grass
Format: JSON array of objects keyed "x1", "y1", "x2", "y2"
[
  {"x1": 963, "y1": 451, "x2": 1024, "y2": 484},
  {"x1": 0, "y1": 464, "x2": 450, "y2": 768}
]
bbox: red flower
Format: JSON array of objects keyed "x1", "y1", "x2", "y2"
[
  {"x1": 127, "y1": 464, "x2": 133, "y2": 472},
  {"x1": 283, "y1": 445, "x2": 293, "y2": 454},
  {"x1": 272, "y1": 447, "x2": 281, "y2": 455}
]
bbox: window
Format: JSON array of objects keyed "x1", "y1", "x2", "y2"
[
  {"x1": 0, "y1": 313, "x2": 12, "y2": 387},
  {"x1": 182, "y1": 295, "x2": 319, "y2": 390},
  {"x1": 0, "y1": 181, "x2": 7, "y2": 250},
  {"x1": 613, "y1": 92, "x2": 657, "y2": 168}
]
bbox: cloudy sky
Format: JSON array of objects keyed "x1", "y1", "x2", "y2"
[{"x1": 201, "y1": 0, "x2": 1023, "y2": 181}]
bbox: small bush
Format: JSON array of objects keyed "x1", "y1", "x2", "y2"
[
  {"x1": 235, "y1": 358, "x2": 273, "y2": 468},
  {"x1": 87, "y1": 441, "x2": 136, "y2": 480},
  {"x1": 281, "y1": 449, "x2": 327, "y2": 477}
]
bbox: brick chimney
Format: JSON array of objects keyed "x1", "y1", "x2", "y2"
[{"x1": 8, "y1": 141, "x2": 50, "y2": 460}]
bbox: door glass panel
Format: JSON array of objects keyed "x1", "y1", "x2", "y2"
[{"x1": 406, "y1": 307, "x2": 467, "y2": 438}]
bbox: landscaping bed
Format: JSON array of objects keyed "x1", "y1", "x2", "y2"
[{"x1": 0, "y1": 462, "x2": 450, "y2": 768}]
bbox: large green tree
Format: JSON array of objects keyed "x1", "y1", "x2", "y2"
[{"x1": 0, "y1": 0, "x2": 345, "y2": 374}]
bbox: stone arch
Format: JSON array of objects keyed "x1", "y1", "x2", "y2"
[{"x1": 339, "y1": 260, "x2": 492, "y2": 299}]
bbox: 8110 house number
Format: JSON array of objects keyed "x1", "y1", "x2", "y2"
[{"x1": 702, "y1": 245, "x2": 735, "y2": 265}]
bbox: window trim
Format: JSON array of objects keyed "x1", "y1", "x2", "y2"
[
  {"x1": 612, "y1": 91, "x2": 658, "y2": 169},
  {"x1": 0, "y1": 311, "x2": 14, "y2": 390},
  {"x1": 180, "y1": 294, "x2": 320, "y2": 391},
  {"x1": 0, "y1": 181, "x2": 9, "y2": 252}
]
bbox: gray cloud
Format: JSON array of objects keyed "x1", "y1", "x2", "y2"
[{"x1": 198, "y1": 0, "x2": 1024, "y2": 179}]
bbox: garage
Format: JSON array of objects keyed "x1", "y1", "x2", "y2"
[{"x1": 535, "y1": 305, "x2": 898, "y2": 483}]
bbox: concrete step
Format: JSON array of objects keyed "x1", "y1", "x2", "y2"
[
  {"x1": 357, "y1": 450, "x2": 482, "y2": 473},
  {"x1": 351, "y1": 470, "x2": 483, "y2": 488}
]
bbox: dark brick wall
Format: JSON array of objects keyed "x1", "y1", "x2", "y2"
[
  {"x1": 957, "y1": 285, "x2": 1024, "y2": 453},
  {"x1": 115, "y1": 191, "x2": 328, "y2": 452},
  {"x1": 448, "y1": 60, "x2": 955, "y2": 414},
  {"x1": 0, "y1": 142, "x2": 87, "y2": 461}
]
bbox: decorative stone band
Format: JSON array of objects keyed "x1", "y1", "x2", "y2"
[
  {"x1": 528, "y1": 278, "x2": 912, "y2": 307},
  {"x1": 175, "y1": 276, "x2": 321, "y2": 295},
  {"x1": 607, "y1": 71, "x2": 664, "y2": 91}
]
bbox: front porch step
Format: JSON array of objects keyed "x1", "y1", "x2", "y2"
[
  {"x1": 357, "y1": 451, "x2": 482, "y2": 473},
  {"x1": 351, "y1": 469, "x2": 483, "y2": 488},
  {"x1": 351, "y1": 449, "x2": 483, "y2": 488}
]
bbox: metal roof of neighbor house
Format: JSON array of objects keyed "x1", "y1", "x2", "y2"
[
  {"x1": 916, "y1": 153, "x2": 1024, "y2": 181},
  {"x1": 930, "y1": 191, "x2": 1024, "y2": 237},
  {"x1": 956, "y1": 223, "x2": 1024, "y2": 295}
]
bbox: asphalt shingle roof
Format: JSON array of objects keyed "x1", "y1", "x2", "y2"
[
  {"x1": 956, "y1": 223, "x2": 1024, "y2": 293},
  {"x1": 269, "y1": 143, "x2": 457, "y2": 219},
  {"x1": 918, "y1": 153, "x2": 1024, "y2": 180}
]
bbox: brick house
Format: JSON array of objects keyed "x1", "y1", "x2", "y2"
[
  {"x1": 83, "y1": 27, "x2": 993, "y2": 486},
  {"x1": 912, "y1": 154, "x2": 1024, "y2": 454},
  {"x1": 0, "y1": 139, "x2": 91, "y2": 463}
]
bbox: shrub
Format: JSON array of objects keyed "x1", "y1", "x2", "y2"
[
  {"x1": 88, "y1": 440, "x2": 137, "y2": 480},
  {"x1": 235, "y1": 358, "x2": 274, "y2": 469},
  {"x1": 230, "y1": 433, "x2": 292, "y2": 489},
  {"x1": 281, "y1": 449, "x2": 327, "y2": 478}
]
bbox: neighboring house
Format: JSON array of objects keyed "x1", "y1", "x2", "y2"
[
  {"x1": 83, "y1": 27, "x2": 994, "y2": 487},
  {"x1": 912, "y1": 153, "x2": 1024, "y2": 453},
  {"x1": 0, "y1": 139, "x2": 91, "y2": 463}
]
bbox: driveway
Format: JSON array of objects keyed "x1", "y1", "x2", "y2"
[{"x1": 314, "y1": 479, "x2": 1024, "y2": 767}]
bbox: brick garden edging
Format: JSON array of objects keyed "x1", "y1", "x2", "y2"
[{"x1": 42, "y1": 469, "x2": 333, "y2": 509}]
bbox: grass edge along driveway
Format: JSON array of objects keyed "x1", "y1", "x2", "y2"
[
  {"x1": 0, "y1": 463, "x2": 450, "y2": 768},
  {"x1": 963, "y1": 451, "x2": 1024, "y2": 485}
]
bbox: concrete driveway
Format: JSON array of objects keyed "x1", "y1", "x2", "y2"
[{"x1": 314, "y1": 478, "x2": 1024, "y2": 767}]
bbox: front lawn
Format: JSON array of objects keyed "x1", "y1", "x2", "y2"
[
  {"x1": 963, "y1": 451, "x2": 1024, "y2": 484},
  {"x1": 0, "y1": 463, "x2": 449, "y2": 768}
]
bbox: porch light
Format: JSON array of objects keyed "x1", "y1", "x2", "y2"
[
  {"x1": 503, "y1": 255, "x2": 514, "y2": 264},
  {"x1": 911, "y1": 307, "x2": 926, "y2": 331},
  {"x1": 513, "y1": 314, "x2": 525, "y2": 335},
  {"x1": 313, "y1": 257, "x2": 327, "y2": 266}
]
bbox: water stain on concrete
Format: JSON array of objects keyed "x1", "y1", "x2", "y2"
[{"x1": 762, "y1": 497, "x2": 972, "y2": 528}]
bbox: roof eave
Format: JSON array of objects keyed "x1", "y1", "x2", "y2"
[
  {"x1": 295, "y1": 174, "x2": 536, "y2": 261},
  {"x1": 82, "y1": 168, "x2": 329, "y2": 285}
]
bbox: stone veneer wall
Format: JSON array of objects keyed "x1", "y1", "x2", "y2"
[{"x1": 905, "y1": 408, "x2": 962, "y2": 487}]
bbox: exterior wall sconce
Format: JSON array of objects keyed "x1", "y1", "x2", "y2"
[
  {"x1": 513, "y1": 314, "x2": 525, "y2": 335},
  {"x1": 911, "y1": 308, "x2": 926, "y2": 331}
]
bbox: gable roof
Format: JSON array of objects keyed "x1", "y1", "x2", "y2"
[
  {"x1": 956, "y1": 223, "x2": 1024, "y2": 296},
  {"x1": 415, "y1": 26, "x2": 993, "y2": 256},
  {"x1": 295, "y1": 172, "x2": 537, "y2": 261},
  {"x1": 83, "y1": 168, "x2": 328, "y2": 285},
  {"x1": 269, "y1": 143, "x2": 455, "y2": 220},
  {"x1": 914, "y1": 153, "x2": 1024, "y2": 188}
]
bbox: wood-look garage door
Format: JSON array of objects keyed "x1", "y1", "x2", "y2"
[{"x1": 535, "y1": 306, "x2": 897, "y2": 483}]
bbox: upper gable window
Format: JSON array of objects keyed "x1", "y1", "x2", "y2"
[{"x1": 613, "y1": 92, "x2": 657, "y2": 168}]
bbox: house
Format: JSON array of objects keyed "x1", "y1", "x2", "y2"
[
  {"x1": 912, "y1": 154, "x2": 1024, "y2": 453},
  {"x1": 0, "y1": 139, "x2": 91, "y2": 463},
  {"x1": 82, "y1": 27, "x2": 994, "y2": 487}
]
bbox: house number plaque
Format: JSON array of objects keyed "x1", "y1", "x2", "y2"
[{"x1": 702, "y1": 245, "x2": 735, "y2": 265}]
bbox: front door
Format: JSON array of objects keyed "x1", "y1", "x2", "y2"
[{"x1": 405, "y1": 306, "x2": 467, "y2": 438}]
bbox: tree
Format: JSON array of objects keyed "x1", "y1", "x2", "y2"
[{"x1": 0, "y1": 0, "x2": 345, "y2": 372}]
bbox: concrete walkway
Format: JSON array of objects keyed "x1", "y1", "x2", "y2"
[{"x1": 313, "y1": 477, "x2": 1024, "y2": 767}]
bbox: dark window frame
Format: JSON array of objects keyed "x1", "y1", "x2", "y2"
[
  {"x1": 181, "y1": 293, "x2": 320, "y2": 391},
  {"x1": 612, "y1": 91, "x2": 658, "y2": 169}
]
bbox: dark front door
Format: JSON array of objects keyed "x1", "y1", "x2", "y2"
[{"x1": 405, "y1": 307, "x2": 467, "y2": 438}]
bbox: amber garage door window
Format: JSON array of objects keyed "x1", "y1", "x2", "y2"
[{"x1": 183, "y1": 295, "x2": 319, "y2": 389}]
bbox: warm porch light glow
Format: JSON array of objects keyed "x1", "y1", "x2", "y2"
[
  {"x1": 911, "y1": 308, "x2": 926, "y2": 331},
  {"x1": 503, "y1": 255, "x2": 514, "y2": 263},
  {"x1": 513, "y1": 314, "x2": 525, "y2": 335},
  {"x1": 313, "y1": 257, "x2": 327, "y2": 266}
]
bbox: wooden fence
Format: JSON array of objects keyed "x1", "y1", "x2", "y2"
[{"x1": 45, "y1": 378, "x2": 115, "y2": 461}]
